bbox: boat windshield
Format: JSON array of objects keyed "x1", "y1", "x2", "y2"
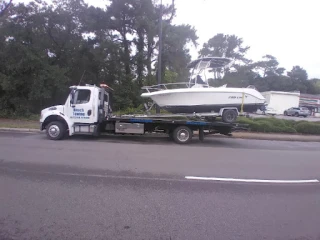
[
  {"x1": 189, "y1": 60, "x2": 211, "y2": 86},
  {"x1": 187, "y1": 57, "x2": 232, "y2": 87}
]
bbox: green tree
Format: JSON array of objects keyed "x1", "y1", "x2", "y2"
[
  {"x1": 161, "y1": 24, "x2": 198, "y2": 82},
  {"x1": 253, "y1": 55, "x2": 285, "y2": 77},
  {"x1": 312, "y1": 78, "x2": 320, "y2": 89},
  {"x1": 287, "y1": 66, "x2": 308, "y2": 81},
  {"x1": 199, "y1": 34, "x2": 250, "y2": 64},
  {"x1": 0, "y1": 1, "x2": 71, "y2": 114},
  {"x1": 199, "y1": 34, "x2": 250, "y2": 79},
  {"x1": 0, "y1": 0, "x2": 12, "y2": 18}
]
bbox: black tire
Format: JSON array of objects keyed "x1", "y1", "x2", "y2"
[
  {"x1": 284, "y1": 111, "x2": 287, "y2": 116},
  {"x1": 168, "y1": 131, "x2": 174, "y2": 140},
  {"x1": 294, "y1": 112, "x2": 299, "y2": 117},
  {"x1": 93, "y1": 125, "x2": 101, "y2": 137},
  {"x1": 303, "y1": 115, "x2": 308, "y2": 118},
  {"x1": 222, "y1": 109, "x2": 238, "y2": 123},
  {"x1": 199, "y1": 127, "x2": 204, "y2": 142},
  {"x1": 46, "y1": 121, "x2": 66, "y2": 140},
  {"x1": 173, "y1": 126, "x2": 193, "y2": 144}
]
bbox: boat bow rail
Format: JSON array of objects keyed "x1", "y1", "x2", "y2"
[{"x1": 141, "y1": 82, "x2": 198, "y2": 93}]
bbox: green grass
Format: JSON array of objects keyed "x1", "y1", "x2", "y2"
[{"x1": 0, "y1": 119, "x2": 39, "y2": 129}]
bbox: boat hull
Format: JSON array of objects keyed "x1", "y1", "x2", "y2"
[
  {"x1": 161, "y1": 104, "x2": 263, "y2": 114},
  {"x1": 141, "y1": 88, "x2": 266, "y2": 114}
]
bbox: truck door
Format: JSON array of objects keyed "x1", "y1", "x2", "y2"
[
  {"x1": 67, "y1": 88, "x2": 97, "y2": 124},
  {"x1": 97, "y1": 89, "x2": 109, "y2": 122}
]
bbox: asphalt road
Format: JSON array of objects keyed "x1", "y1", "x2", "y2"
[{"x1": 1, "y1": 132, "x2": 320, "y2": 240}]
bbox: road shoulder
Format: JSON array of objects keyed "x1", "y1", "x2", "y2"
[{"x1": 230, "y1": 131, "x2": 320, "y2": 142}]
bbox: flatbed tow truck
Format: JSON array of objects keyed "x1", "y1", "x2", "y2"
[{"x1": 40, "y1": 84, "x2": 247, "y2": 144}]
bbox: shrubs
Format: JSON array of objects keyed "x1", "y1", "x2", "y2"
[
  {"x1": 254, "y1": 117, "x2": 286, "y2": 127},
  {"x1": 237, "y1": 117, "x2": 320, "y2": 135},
  {"x1": 295, "y1": 122, "x2": 320, "y2": 135},
  {"x1": 282, "y1": 127, "x2": 298, "y2": 134}
]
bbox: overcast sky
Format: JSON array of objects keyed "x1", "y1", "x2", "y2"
[
  {"x1": 20, "y1": 0, "x2": 320, "y2": 78},
  {"x1": 169, "y1": 0, "x2": 320, "y2": 79}
]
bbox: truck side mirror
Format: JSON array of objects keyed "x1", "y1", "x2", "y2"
[{"x1": 70, "y1": 89, "x2": 76, "y2": 105}]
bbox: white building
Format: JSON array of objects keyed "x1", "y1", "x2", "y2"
[{"x1": 262, "y1": 91, "x2": 300, "y2": 115}]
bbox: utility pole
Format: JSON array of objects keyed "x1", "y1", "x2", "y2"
[{"x1": 156, "y1": 0, "x2": 163, "y2": 114}]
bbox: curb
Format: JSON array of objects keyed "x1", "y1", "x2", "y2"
[
  {"x1": 194, "y1": 131, "x2": 320, "y2": 142},
  {"x1": 1, "y1": 128, "x2": 320, "y2": 142},
  {"x1": 230, "y1": 132, "x2": 320, "y2": 142},
  {"x1": 0, "y1": 127, "x2": 40, "y2": 133}
]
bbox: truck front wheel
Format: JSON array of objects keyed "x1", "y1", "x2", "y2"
[
  {"x1": 173, "y1": 126, "x2": 193, "y2": 144},
  {"x1": 46, "y1": 121, "x2": 66, "y2": 140}
]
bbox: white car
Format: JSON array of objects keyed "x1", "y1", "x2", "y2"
[{"x1": 256, "y1": 106, "x2": 277, "y2": 116}]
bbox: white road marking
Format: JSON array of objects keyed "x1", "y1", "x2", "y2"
[
  {"x1": 185, "y1": 176, "x2": 319, "y2": 183},
  {"x1": 2, "y1": 166, "x2": 319, "y2": 184}
]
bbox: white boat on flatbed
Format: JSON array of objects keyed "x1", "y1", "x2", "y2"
[{"x1": 141, "y1": 57, "x2": 266, "y2": 116}]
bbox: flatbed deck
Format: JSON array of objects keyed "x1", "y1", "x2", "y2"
[
  {"x1": 107, "y1": 112, "x2": 245, "y2": 126},
  {"x1": 109, "y1": 115, "x2": 240, "y2": 127},
  {"x1": 103, "y1": 114, "x2": 247, "y2": 144}
]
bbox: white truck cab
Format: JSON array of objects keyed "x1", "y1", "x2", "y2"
[{"x1": 40, "y1": 84, "x2": 110, "y2": 140}]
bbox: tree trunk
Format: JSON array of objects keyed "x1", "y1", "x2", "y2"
[
  {"x1": 146, "y1": 34, "x2": 153, "y2": 84},
  {"x1": 121, "y1": 26, "x2": 131, "y2": 76},
  {"x1": 136, "y1": 28, "x2": 145, "y2": 87}
]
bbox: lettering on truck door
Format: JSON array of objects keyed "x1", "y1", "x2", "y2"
[{"x1": 66, "y1": 88, "x2": 96, "y2": 123}]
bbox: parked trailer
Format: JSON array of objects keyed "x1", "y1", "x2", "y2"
[{"x1": 40, "y1": 84, "x2": 247, "y2": 144}]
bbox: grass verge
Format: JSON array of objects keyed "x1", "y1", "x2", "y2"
[{"x1": 0, "y1": 119, "x2": 39, "y2": 129}]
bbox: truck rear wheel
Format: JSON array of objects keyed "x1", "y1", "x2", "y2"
[
  {"x1": 168, "y1": 131, "x2": 174, "y2": 140},
  {"x1": 173, "y1": 126, "x2": 193, "y2": 144},
  {"x1": 199, "y1": 127, "x2": 204, "y2": 142},
  {"x1": 222, "y1": 109, "x2": 238, "y2": 123},
  {"x1": 46, "y1": 121, "x2": 66, "y2": 140}
]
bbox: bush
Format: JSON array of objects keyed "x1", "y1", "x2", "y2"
[
  {"x1": 284, "y1": 120, "x2": 297, "y2": 128},
  {"x1": 282, "y1": 127, "x2": 297, "y2": 134},
  {"x1": 254, "y1": 117, "x2": 286, "y2": 127},
  {"x1": 249, "y1": 121, "x2": 285, "y2": 133},
  {"x1": 237, "y1": 117, "x2": 254, "y2": 125},
  {"x1": 236, "y1": 117, "x2": 300, "y2": 134},
  {"x1": 295, "y1": 122, "x2": 320, "y2": 135},
  {"x1": 249, "y1": 121, "x2": 271, "y2": 132}
]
